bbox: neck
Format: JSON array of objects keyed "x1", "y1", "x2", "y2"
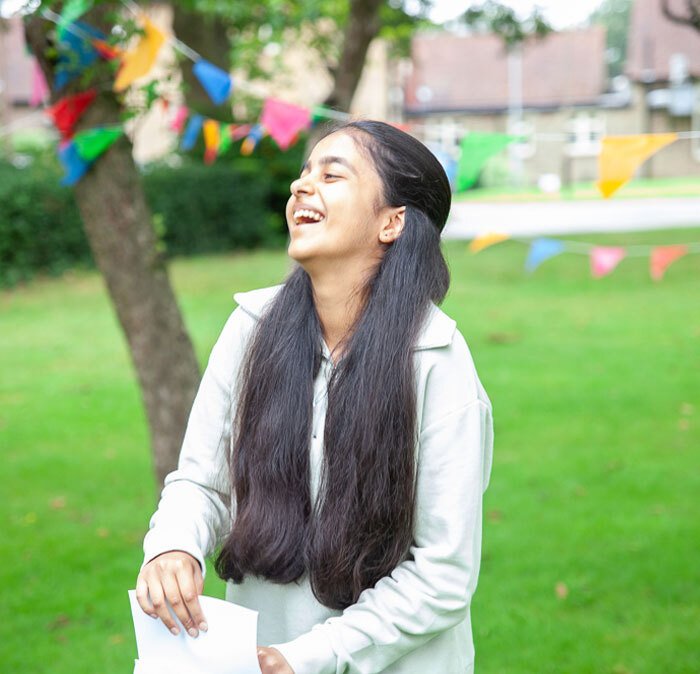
[{"x1": 307, "y1": 262, "x2": 374, "y2": 357}]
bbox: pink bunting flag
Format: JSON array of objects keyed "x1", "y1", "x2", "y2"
[
  {"x1": 590, "y1": 246, "x2": 626, "y2": 278},
  {"x1": 260, "y1": 98, "x2": 312, "y2": 150},
  {"x1": 30, "y1": 59, "x2": 49, "y2": 107},
  {"x1": 231, "y1": 124, "x2": 252, "y2": 141},
  {"x1": 170, "y1": 105, "x2": 189, "y2": 133},
  {"x1": 650, "y1": 245, "x2": 688, "y2": 281}
]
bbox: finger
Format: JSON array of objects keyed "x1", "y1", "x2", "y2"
[
  {"x1": 160, "y1": 569, "x2": 194, "y2": 636},
  {"x1": 194, "y1": 565, "x2": 204, "y2": 596},
  {"x1": 148, "y1": 580, "x2": 179, "y2": 632},
  {"x1": 135, "y1": 576, "x2": 158, "y2": 619},
  {"x1": 175, "y1": 565, "x2": 207, "y2": 635}
]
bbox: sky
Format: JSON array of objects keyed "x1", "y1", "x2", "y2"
[{"x1": 426, "y1": 0, "x2": 606, "y2": 29}]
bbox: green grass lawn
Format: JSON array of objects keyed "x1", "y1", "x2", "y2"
[
  {"x1": 2, "y1": 230, "x2": 699, "y2": 674},
  {"x1": 453, "y1": 175, "x2": 700, "y2": 202}
]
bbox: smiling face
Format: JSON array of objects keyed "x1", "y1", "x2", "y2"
[{"x1": 285, "y1": 130, "x2": 404, "y2": 272}]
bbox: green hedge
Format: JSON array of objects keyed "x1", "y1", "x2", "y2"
[{"x1": 0, "y1": 135, "x2": 304, "y2": 288}]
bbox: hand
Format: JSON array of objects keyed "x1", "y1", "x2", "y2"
[
  {"x1": 135, "y1": 550, "x2": 208, "y2": 638},
  {"x1": 257, "y1": 646, "x2": 294, "y2": 673}
]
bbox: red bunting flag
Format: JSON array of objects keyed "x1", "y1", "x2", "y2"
[
  {"x1": 46, "y1": 89, "x2": 98, "y2": 139},
  {"x1": 650, "y1": 245, "x2": 688, "y2": 281}
]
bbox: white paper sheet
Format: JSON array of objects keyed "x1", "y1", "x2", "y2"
[{"x1": 128, "y1": 589, "x2": 260, "y2": 674}]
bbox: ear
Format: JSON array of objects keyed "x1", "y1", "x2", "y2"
[{"x1": 379, "y1": 206, "x2": 406, "y2": 244}]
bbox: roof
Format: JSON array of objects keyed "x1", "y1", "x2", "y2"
[
  {"x1": 404, "y1": 26, "x2": 607, "y2": 114},
  {"x1": 625, "y1": 0, "x2": 700, "y2": 83},
  {"x1": 232, "y1": 284, "x2": 457, "y2": 352}
]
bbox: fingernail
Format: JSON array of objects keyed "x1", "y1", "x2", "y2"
[
  {"x1": 188, "y1": 627, "x2": 198, "y2": 637},
  {"x1": 170, "y1": 627, "x2": 180, "y2": 636},
  {"x1": 199, "y1": 622, "x2": 208, "y2": 632}
]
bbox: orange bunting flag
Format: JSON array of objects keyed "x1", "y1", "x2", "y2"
[
  {"x1": 92, "y1": 38, "x2": 122, "y2": 60},
  {"x1": 590, "y1": 246, "x2": 626, "y2": 278},
  {"x1": 596, "y1": 133, "x2": 677, "y2": 198},
  {"x1": 113, "y1": 16, "x2": 165, "y2": 92},
  {"x1": 469, "y1": 232, "x2": 510, "y2": 253},
  {"x1": 650, "y1": 244, "x2": 688, "y2": 281},
  {"x1": 240, "y1": 124, "x2": 265, "y2": 156},
  {"x1": 203, "y1": 119, "x2": 220, "y2": 164}
]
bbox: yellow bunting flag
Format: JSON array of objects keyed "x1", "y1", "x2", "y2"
[
  {"x1": 113, "y1": 16, "x2": 165, "y2": 92},
  {"x1": 202, "y1": 119, "x2": 220, "y2": 164},
  {"x1": 469, "y1": 232, "x2": 510, "y2": 253},
  {"x1": 596, "y1": 133, "x2": 678, "y2": 198}
]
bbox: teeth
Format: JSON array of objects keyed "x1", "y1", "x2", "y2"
[{"x1": 293, "y1": 209, "x2": 324, "y2": 223}]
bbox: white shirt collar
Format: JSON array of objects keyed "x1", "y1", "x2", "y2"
[{"x1": 232, "y1": 284, "x2": 456, "y2": 355}]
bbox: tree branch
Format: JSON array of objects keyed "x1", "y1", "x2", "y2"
[{"x1": 661, "y1": 0, "x2": 700, "y2": 31}]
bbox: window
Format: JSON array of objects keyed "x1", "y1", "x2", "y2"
[{"x1": 564, "y1": 112, "x2": 605, "y2": 158}]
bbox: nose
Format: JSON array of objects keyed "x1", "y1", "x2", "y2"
[{"x1": 291, "y1": 172, "x2": 314, "y2": 196}]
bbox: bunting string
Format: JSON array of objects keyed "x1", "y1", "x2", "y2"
[
  {"x1": 25, "y1": 2, "x2": 700, "y2": 140},
  {"x1": 492, "y1": 235, "x2": 700, "y2": 256},
  {"x1": 468, "y1": 232, "x2": 699, "y2": 280},
  {"x1": 2, "y1": 0, "x2": 698, "y2": 282},
  {"x1": 2, "y1": 0, "x2": 699, "y2": 210}
]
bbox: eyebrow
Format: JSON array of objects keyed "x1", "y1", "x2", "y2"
[{"x1": 300, "y1": 155, "x2": 358, "y2": 176}]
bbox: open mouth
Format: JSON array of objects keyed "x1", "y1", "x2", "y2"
[{"x1": 293, "y1": 209, "x2": 325, "y2": 225}]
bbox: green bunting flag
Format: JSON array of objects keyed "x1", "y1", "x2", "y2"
[
  {"x1": 58, "y1": 0, "x2": 94, "y2": 39},
  {"x1": 73, "y1": 126, "x2": 124, "y2": 162},
  {"x1": 218, "y1": 124, "x2": 233, "y2": 156},
  {"x1": 455, "y1": 133, "x2": 519, "y2": 192}
]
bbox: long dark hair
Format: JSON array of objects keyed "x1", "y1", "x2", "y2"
[{"x1": 214, "y1": 119, "x2": 453, "y2": 610}]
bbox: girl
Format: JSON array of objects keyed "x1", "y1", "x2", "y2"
[{"x1": 136, "y1": 119, "x2": 494, "y2": 674}]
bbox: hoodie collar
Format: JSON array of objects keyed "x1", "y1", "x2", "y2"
[{"x1": 233, "y1": 283, "x2": 456, "y2": 358}]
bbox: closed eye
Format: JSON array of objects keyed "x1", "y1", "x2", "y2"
[{"x1": 296, "y1": 172, "x2": 341, "y2": 180}]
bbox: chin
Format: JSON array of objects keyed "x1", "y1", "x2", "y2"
[{"x1": 287, "y1": 241, "x2": 313, "y2": 264}]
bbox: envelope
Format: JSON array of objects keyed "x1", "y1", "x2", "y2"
[{"x1": 128, "y1": 589, "x2": 260, "y2": 674}]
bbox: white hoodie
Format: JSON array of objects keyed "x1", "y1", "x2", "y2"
[{"x1": 141, "y1": 283, "x2": 494, "y2": 674}]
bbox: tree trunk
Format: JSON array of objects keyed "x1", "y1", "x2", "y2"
[
  {"x1": 305, "y1": 0, "x2": 384, "y2": 152},
  {"x1": 324, "y1": 0, "x2": 383, "y2": 111},
  {"x1": 25, "y1": 7, "x2": 201, "y2": 490}
]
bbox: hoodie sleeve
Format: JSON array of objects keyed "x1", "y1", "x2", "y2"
[
  {"x1": 140, "y1": 306, "x2": 250, "y2": 579},
  {"x1": 270, "y1": 391, "x2": 494, "y2": 674}
]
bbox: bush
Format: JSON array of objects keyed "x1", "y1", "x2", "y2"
[
  {"x1": 0, "y1": 158, "x2": 89, "y2": 287},
  {"x1": 0, "y1": 133, "x2": 304, "y2": 288}
]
